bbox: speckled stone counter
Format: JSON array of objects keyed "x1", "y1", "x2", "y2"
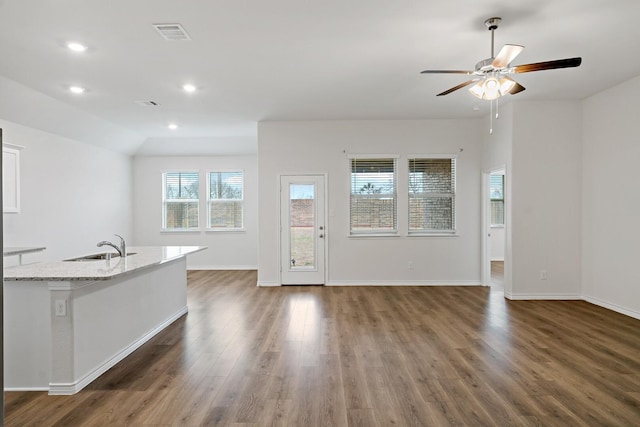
[
  {"x1": 3, "y1": 246, "x2": 206, "y2": 281},
  {"x1": 4, "y1": 245, "x2": 207, "y2": 395}
]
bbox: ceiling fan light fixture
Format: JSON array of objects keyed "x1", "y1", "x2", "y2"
[
  {"x1": 469, "y1": 77, "x2": 501, "y2": 100},
  {"x1": 483, "y1": 77, "x2": 500, "y2": 100},
  {"x1": 422, "y1": 17, "x2": 581, "y2": 103},
  {"x1": 469, "y1": 81, "x2": 485, "y2": 99},
  {"x1": 498, "y1": 77, "x2": 516, "y2": 96}
]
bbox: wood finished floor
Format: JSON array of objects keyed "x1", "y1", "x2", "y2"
[
  {"x1": 5, "y1": 270, "x2": 640, "y2": 426},
  {"x1": 491, "y1": 261, "x2": 504, "y2": 292}
]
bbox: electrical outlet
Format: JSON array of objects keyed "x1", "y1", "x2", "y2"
[
  {"x1": 55, "y1": 299, "x2": 67, "y2": 317},
  {"x1": 540, "y1": 270, "x2": 548, "y2": 280}
]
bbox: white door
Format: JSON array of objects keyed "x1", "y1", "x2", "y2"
[{"x1": 280, "y1": 175, "x2": 326, "y2": 285}]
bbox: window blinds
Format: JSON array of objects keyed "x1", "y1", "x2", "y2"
[
  {"x1": 350, "y1": 158, "x2": 397, "y2": 233},
  {"x1": 490, "y1": 174, "x2": 504, "y2": 225},
  {"x1": 163, "y1": 172, "x2": 199, "y2": 229},
  {"x1": 208, "y1": 171, "x2": 244, "y2": 229},
  {"x1": 408, "y1": 158, "x2": 456, "y2": 233}
]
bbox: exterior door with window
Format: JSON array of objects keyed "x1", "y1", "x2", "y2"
[{"x1": 280, "y1": 175, "x2": 325, "y2": 285}]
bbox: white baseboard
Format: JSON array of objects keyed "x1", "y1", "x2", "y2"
[
  {"x1": 326, "y1": 280, "x2": 483, "y2": 287},
  {"x1": 257, "y1": 281, "x2": 280, "y2": 287},
  {"x1": 4, "y1": 386, "x2": 49, "y2": 392},
  {"x1": 505, "y1": 293, "x2": 581, "y2": 300},
  {"x1": 48, "y1": 306, "x2": 188, "y2": 395},
  {"x1": 188, "y1": 265, "x2": 257, "y2": 271},
  {"x1": 583, "y1": 295, "x2": 640, "y2": 320}
]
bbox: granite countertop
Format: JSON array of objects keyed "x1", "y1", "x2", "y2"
[{"x1": 3, "y1": 246, "x2": 206, "y2": 281}]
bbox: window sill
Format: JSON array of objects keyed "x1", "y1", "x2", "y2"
[
  {"x1": 205, "y1": 228, "x2": 246, "y2": 233},
  {"x1": 348, "y1": 233, "x2": 400, "y2": 238},
  {"x1": 160, "y1": 229, "x2": 201, "y2": 233},
  {"x1": 407, "y1": 233, "x2": 459, "y2": 237}
]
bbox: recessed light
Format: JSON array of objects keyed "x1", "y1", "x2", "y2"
[
  {"x1": 69, "y1": 86, "x2": 85, "y2": 94},
  {"x1": 182, "y1": 84, "x2": 196, "y2": 93},
  {"x1": 67, "y1": 42, "x2": 87, "y2": 52},
  {"x1": 168, "y1": 123, "x2": 178, "y2": 130}
]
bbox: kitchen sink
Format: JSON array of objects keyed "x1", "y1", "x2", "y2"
[{"x1": 64, "y1": 252, "x2": 137, "y2": 261}]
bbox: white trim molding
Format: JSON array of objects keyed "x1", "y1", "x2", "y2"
[
  {"x1": 2, "y1": 143, "x2": 22, "y2": 213},
  {"x1": 3, "y1": 386, "x2": 49, "y2": 392},
  {"x1": 583, "y1": 295, "x2": 640, "y2": 321},
  {"x1": 188, "y1": 265, "x2": 257, "y2": 271},
  {"x1": 257, "y1": 281, "x2": 280, "y2": 287},
  {"x1": 505, "y1": 293, "x2": 581, "y2": 300},
  {"x1": 326, "y1": 280, "x2": 483, "y2": 287}
]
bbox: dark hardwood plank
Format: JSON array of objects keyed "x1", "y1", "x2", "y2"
[{"x1": 5, "y1": 270, "x2": 640, "y2": 426}]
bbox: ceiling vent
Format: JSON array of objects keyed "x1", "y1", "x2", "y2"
[
  {"x1": 152, "y1": 23, "x2": 191, "y2": 41},
  {"x1": 135, "y1": 100, "x2": 161, "y2": 107}
]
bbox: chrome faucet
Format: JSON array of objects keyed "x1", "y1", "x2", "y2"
[{"x1": 97, "y1": 234, "x2": 126, "y2": 257}]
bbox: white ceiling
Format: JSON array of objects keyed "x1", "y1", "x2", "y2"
[{"x1": 1, "y1": 0, "x2": 639, "y2": 154}]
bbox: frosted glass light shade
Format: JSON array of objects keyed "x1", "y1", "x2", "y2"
[
  {"x1": 498, "y1": 77, "x2": 516, "y2": 96},
  {"x1": 469, "y1": 76, "x2": 517, "y2": 100}
]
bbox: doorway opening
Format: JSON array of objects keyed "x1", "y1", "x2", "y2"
[{"x1": 485, "y1": 168, "x2": 506, "y2": 292}]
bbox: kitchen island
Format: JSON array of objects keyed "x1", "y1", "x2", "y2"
[{"x1": 3, "y1": 246, "x2": 206, "y2": 395}]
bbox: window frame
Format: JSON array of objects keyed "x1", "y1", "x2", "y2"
[
  {"x1": 161, "y1": 170, "x2": 201, "y2": 231},
  {"x1": 206, "y1": 169, "x2": 245, "y2": 231},
  {"x1": 348, "y1": 155, "x2": 399, "y2": 236},
  {"x1": 407, "y1": 154, "x2": 457, "y2": 236},
  {"x1": 490, "y1": 173, "x2": 505, "y2": 227}
]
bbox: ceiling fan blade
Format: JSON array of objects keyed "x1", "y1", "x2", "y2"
[
  {"x1": 492, "y1": 44, "x2": 524, "y2": 68},
  {"x1": 513, "y1": 57, "x2": 582, "y2": 73},
  {"x1": 436, "y1": 80, "x2": 477, "y2": 96},
  {"x1": 509, "y1": 82, "x2": 526, "y2": 94},
  {"x1": 421, "y1": 70, "x2": 473, "y2": 74}
]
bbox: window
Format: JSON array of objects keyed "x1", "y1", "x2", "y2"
[
  {"x1": 490, "y1": 173, "x2": 505, "y2": 226},
  {"x1": 207, "y1": 171, "x2": 244, "y2": 229},
  {"x1": 350, "y1": 157, "x2": 397, "y2": 234},
  {"x1": 162, "y1": 172, "x2": 199, "y2": 230},
  {"x1": 408, "y1": 157, "x2": 456, "y2": 233}
]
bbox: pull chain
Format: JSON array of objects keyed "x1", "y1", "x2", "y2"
[
  {"x1": 496, "y1": 97, "x2": 500, "y2": 119},
  {"x1": 490, "y1": 100, "x2": 493, "y2": 134}
]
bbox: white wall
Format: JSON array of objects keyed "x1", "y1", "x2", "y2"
[
  {"x1": 582, "y1": 75, "x2": 640, "y2": 318},
  {"x1": 2, "y1": 119, "x2": 132, "y2": 265},
  {"x1": 132, "y1": 155, "x2": 258, "y2": 269},
  {"x1": 257, "y1": 119, "x2": 483, "y2": 286},
  {"x1": 509, "y1": 101, "x2": 583, "y2": 299}
]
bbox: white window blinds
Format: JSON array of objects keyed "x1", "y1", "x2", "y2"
[
  {"x1": 207, "y1": 171, "x2": 244, "y2": 229},
  {"x1": 408, "y1": 158, "x2": 456, "y2": 233},
  {"x1": 490, "y1": 174, "x2": 504, "y2": 225},
  {"x1": 163, "y1": 172, "x2": 199, "y2": 229},
  {"x1": 350, "y1": 158, "x2": 397, "y2": 234}
]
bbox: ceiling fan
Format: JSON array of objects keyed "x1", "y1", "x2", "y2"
[{"x1": 421, "y1": 17, "x2": 582, "y2": 100}]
